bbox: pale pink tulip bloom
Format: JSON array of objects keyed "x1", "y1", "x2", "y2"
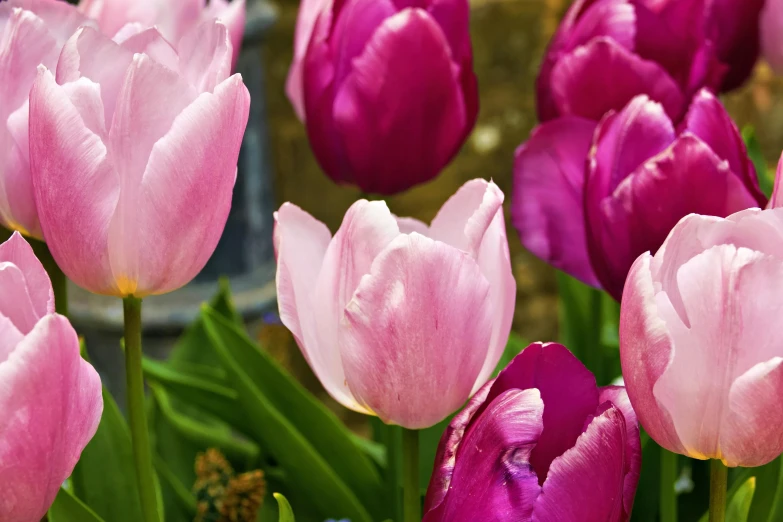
[
  {"x1": 78, "y1": 0, "x2": 245, "y2": 67},
  {"x1": 621, "y1": 207, "x2": 783, "y2": 467},
  {"x1": 0, "y1": 232, "x2": 103, "y2": 521},
  {"x1": 0, "y1": 0, "x2": 92, "y2": 238},
  {"x1": 28, "y1": 20, "x2": 250, "y2": 297},
  {"x1": 274, "y1": 179, "x2": 516, "y2": 429}
]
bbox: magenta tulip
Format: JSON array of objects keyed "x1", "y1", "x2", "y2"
[
  {"x1": 27, "y1": 20, "x2": 250, "y2": 298},
  {"x1": 0, "y1": 0, "x2": 91, "y2": 239},
  {"x1": 285, "y1": 0, "x2": 478, "y2": 195},
  {"x1": 275, "y1": 179, "x2": 514, "y2": 429},
  {"x1": 621, "y1": 207, "x2": 783, "y2": 467},
  {"x1": 78, "y1": 0, "x2": 245, "y2": 66},
  {"x1": 424, "y1": 342, "x2": 641, "y2": 522},
  {"x1": 513, "y1": 89, "x2": 765, "y2": 300},
  {"x1": 0, "y1": 232, "x2": 103, "y2": 521},
  {"x1": 537, "y1": 0, "x2": 764, "y2": 123}
]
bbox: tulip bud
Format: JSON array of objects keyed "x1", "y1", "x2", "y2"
[
  {"x1": 28, "y1": 21, "x2": 250, "y2": 298},
  {"x1": 620, "y1": 207, "x2": 783, "y2": 467},
  {"x1": 286, "y1": 0, "x2": 478, "y2": 195},
  {"x1": 78, "y1": 0, "x2": 246, "y2": 67},
  {"x1": 513, "y1": 90, "x2": 765, "y2": 300},
  {"x1": 274, "y1": 179, "x2": 514, "y2": 429},
  {"x1": 0, "y1": 232, "x2": 103, "y2": 521},
  {"x1": 424, "y1": 343, "x2": 641, "y2": 522},
  {"x1": 0, "y1": 0, "x2": 92, "y2": 239}
]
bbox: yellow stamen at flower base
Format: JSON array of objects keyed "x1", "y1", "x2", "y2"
[
  {"x1": 5, "y1": 220, "x2": 30, "y2": 238},
  {"x1": 115, "y1": 275, "x2": 138, "y2": 297}
]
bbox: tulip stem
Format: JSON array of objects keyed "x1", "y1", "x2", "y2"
[
  {"x1": 660, "y1": 449, "x2": 678, "y2": 522},
  {"x1": 123, "y1": 297, "x2": 160, "y2": 522},
  {"x1": 709, "y1": 459, "x2": 728, "y2": 522},
  {"x1": 402, "y1": 428, "x2": 420, "y2": 522}
]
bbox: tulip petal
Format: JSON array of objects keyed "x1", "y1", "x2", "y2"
[
  {"x1": 395, "y1": 216, "x2": 429, "y2": 235},
  {"x1": 709, "y1": 0, "x2": 765, "y2": 90},
  {"x1": 133, "y1": 75, "x2": 249, "y2": 296},
  {"x1": 481, "y1": 343, "x2": 599, "y2": 482},
  {"x1": 202, "y1": 0, "x2": 245, "y2": 69},
  {"x1": 771, "y1": 153, "x2": 783, "y2": 208},
  {"x1": 0, "y1": 315, "x2": 102, "y2": 522},
  {"x1": 532, "y1": 406, "x2": 628, "y2": 522},
  {"x1": 1, "y1": 102, "x2": 39, "y2": 237},
  {"x1": 0, "y1": 315, "x2": 23, "y2": 362},
  {"x1": 339, "y1": 233, "x2": 492, "y2": 428},
  {"x1": 598, "y1": 386, "x2": 641, "y2": 516},
  {"x1": 619, "y1": 253, "x2": 685, "y2": 455},
  {"x1": 683, "y1": 89, "x2": 765, "y2": 205},
  {"x1": 29, "y1": 69, "x2": 119, "y2": 295},
  {"x1": 511, "y1": 117, "x2": 600, "y2": 286},
  {"x1": 762, "y1": 0, "x2": 783, "y2": 74},
  {"x1": 422, "y1": 389, "x2": 544, "y2": 522},
  {"x1": 116, "y1": 26, "x2": 180, "y2": 72},
  {"x1": 430, "y1": 179, "x2": 503, "y2": 256},
  {"x1": 0, "y1": 231, "x2": 53, "y2": 320},
  {"x1": 550, "y1": 38, "x2": 684, "y2": 121},
  {"x1": 332, "y1": 8, "x2": 467, "y2": 194},
  {"x1": 721, "y1": 358, "x2": 783, "y2": 467},
  {"x1": 177, "y1": 20, "x2": 232, "y2": 93},
  {"x1": 286, "y1": 0, "x2": 331, "y2": 119},
  {"x1": 0, "y1": 263, "x2": 39, "y2": 335},
  {"x1": 561, "y1": 0, "x2": 635, "y2": 52}
]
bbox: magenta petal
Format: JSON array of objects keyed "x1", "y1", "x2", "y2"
[
  {"x1": 423, "y1": 389, "x2": 544, "y2": 522},
  {"x1": 482, "y1": 343, "x2": 599, "y2": 482},
  {"x1": 339, "y1": 233, "x2": 492, "y2": 428},
  {"x1": 532, "y1": 406, "x2": 628, "y2": 522},
  {"x1": 550, "y1": 38, "x2": 685, "y2": 121},
  {"x1": 709, "y1": 0, "x2": 765, "y2": 91},
  {"x1": 0, "y1": 232, "x2": 53, "y2": 323},
  {"x1": 772, "y1": 153, "x2": 783, "y2": 209},
  {"x1": 511, "y1": 117, "x2": 600, "y2": 287},
  {"x1": 598, "y1": 386, "x2": 641, "y2": 517},
  {"x1": 286, "y1": 0, "x2": 332, "y2": 119},
  {"x1": 332, "y1": 8, "x2": 467, "y2": 194},
  {"x1": 560, "y1": 0, "x2": 635, "y2": 52},
  {"x1": 0, "y1": 315, "x2": 102, "y2": 522}
]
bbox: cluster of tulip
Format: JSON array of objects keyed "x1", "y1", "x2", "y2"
[{"x1": 5, "y1": 0, "x2": 783, "y2": 520}]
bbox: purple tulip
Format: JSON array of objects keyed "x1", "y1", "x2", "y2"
[
  {"x1": 513, "y1": 89, "x2": 766, "y2": 300},
  {"x1": 285, "y1": 0, "x2": 478, "y2": 195},
  {"x1": 537, "y1": 0, "x2": 764, "y2": 123},
  {"x1": 424, "y1": 342, "x2": 641, "y2": 522}
]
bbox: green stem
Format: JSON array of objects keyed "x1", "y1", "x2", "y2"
[
  {"x1": 402, "y1": 428, "x2": 420, "y2": 522},
  {"x1": 31, "y1": 239, "x2": 68, "y2": 316},
  {"x1": 660, "y1": 449, "x2": 678, "y2": 522},
  {"x1": 123, "y1": 297, "x2": 160, "y2": 522},
  {"x1": 709, "y1": 459, "x2": 728, "y2": 522},
  {"x1": 584, "y1": 288, "x2": 603, "y2": 385}
]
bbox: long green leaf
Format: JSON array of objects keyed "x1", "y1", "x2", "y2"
[
  {"x1": 48, "y1": 488, "x2": 105, "y2": 522},
  {"x1": 202, "y1": 307, "x2": 374, "y2": 522},
  {"x1": 275, "y1": 493, "x2": 296, "y2": 522},
  {"x1": 742, "y1": 125, "x2": 773, "y2": 199},
  {"x1": 727, "y1": 477, "x2": 757, "y2": 522}
]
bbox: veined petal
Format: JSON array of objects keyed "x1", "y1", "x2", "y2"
[{"x1": 177, "y1": 19, "x2": 232, "y2": 93}]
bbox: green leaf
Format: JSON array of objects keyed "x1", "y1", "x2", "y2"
[
  {"x1": 274, "y1": 493, "x2": 296, "y2": 522},
  {"x1": 557, "y1": 272, "x2": 607, "y2": 384},
  {"x1": 742, "y1": 125, "x2": 773, "y2": 199},
  {"x1": 727, "y1": 477, "x2": 757, "y2": 522},
  {"x1": 202, "y1": 307, "x2": 377, "y2": 522},
  {"x1": 70, "y1": 387, "x2": 145, "y2": 522},
  {"x1": 631, "y1": 436, "x2": 660, "y2": 522},
  {"x1": 48, "y1": 488, "x2": 105, "y2": 522}
]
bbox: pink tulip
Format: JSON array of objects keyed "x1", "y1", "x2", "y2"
[
  {"x1": 275, "y1": 179, "x2": 515, "y2": 429},
  {"x1": 78, "y1": 0, "x2": 246, "y2": 67},
  {"x1": 0, "y1": 0, "x2": 91, "y2": 239},
  {"x1": 0, "y1": 232, "x2": 103, "y2": 521},
  {"x1": 762, "y1": 0, "x2": 783, "y2": 73},
  {"x1": 620, "y1": 208, "x2": 783, "y2": 467},
  {"x1": 28, "y1": 21, "x2": 250, "y2": 298}
]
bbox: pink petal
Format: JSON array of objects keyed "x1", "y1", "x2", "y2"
[
  {"x1": 332, "y1": 8, "x2": 468, "y2": 194},
  {"x1": 598, "y1": 386, "x2": 641, "y2": 517},
  {"x1": 550, "y1": 37, "x2": 685, "y2": 121},
  {"x1": 481, "y1": 342, "x2": 599, "y2": 482},
  {"x1": 312, "y1": 199, "x2": 400, "y2": 404},
  {"x1": 619, "y1": 253, "x2": 685, "y2": 455},
  {"x1": 0, "y1": 231, "x2": 53, "y2": 320},
  {"x1": 721, "y1": 358, "x2": 783, "y2": 467},
  {"x1": 116, "y1": 26, "x2": 180, "y2": 72},
  {"x1": 0, "y1": 315, "x2": 102, "y2": 522},
  {"x1": 395, "y1": 216, "x2": 429, "y2": 235},
  {"x1": 133, "y1": 75, "x2": 249, "y2": 296},
  {"x1": 177, "y1": 19, "x2": 232, "y2": 93},
  {"x1": 339, "y1": 233, "x2": 492, "y2": 428},
  {"x1": 77, "y1": 0, "x2": 159, "y2": 38},
  {"x1": 6, "y1": 0, "x2": 92, "y2": 45},
  {"x1": 532, "y1": 406, "x2": 628, "y2": 522},
  {"x1": 274, "y1": 203, "x2": 366, "y2": 412},
  {"x1": 0, "y1": 315, "x2": 23, "y2": 363},
  {"x1": 422, "y1": 389, "x2": 544, "y2": 522},
  {"x1": 0, "y1": 102, "x2": 39, "y2": 237},
  {"x1": 771, "y1": 153, "x2": 783, "y2": 208},
  {"x1": 286, "y1": 0, "x2": 332, "y2": 119},
  {"x1": 511, "y1": 117, "x2": 600, "y2": 286},
  {"x1": 29, "y1": 69, "x2": 119, "y2": 295},
  {"x1": 0, "y1": 262, "x2": 39, "y2": 335},
  {"x1": 202, "y1": 0, "x2": 245, "y2": 69},
  {"x1": 762, "y1": 0, "x2": 783, "y2": 74}
]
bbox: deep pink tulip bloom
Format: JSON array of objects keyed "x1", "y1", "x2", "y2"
[
  {"x1": 620, "y1": 207, "x2": 783, "y2": 467},
  {"x1": 0, "y1": 0, "x2": 91, "y2": 239},
  {"x1": 285, "y1": 0, "x2": 478, "y2": 195},
  {"x1": 0, "y1": 232, "x2": 103, "y2": 521},
  {"x1": 762, "y1": 0, "x2": 783, "y2": 73},
  {"x1": 28, "y1": 21, "x2": 250, "y2": 297},
  {"x1": 78, "y1": 0, "x2": 245, "y2": 67},
  {"x1": 424, "y1": 342, "x2": 641, "y2": 522},
  {"x1": 537, "y1": 0, "x2": 764, "y2": 123},
  {"x1": 513, "y1": 89, "x2": 765, "y2": 300},
  {"x1": 274, "y1": 179, "x2": 514, "y2": 429}
]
